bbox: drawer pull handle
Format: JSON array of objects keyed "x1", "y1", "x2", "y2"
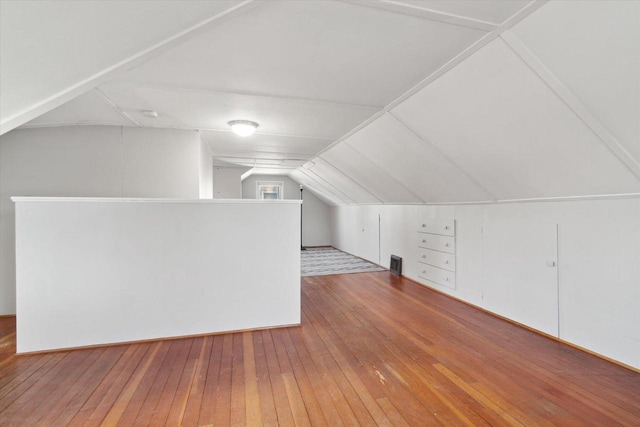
[
  {"x1": 445, "y1": 277, "x2": 449, "y2": 281},
  {"x1": 422, "y1": 270, "x2": 426, "y2": 274},
  {"x1": 422, "y1": 255, "x2": 426, "y2": 258},
  {"x1": 444, "y1": 260, "x2": 449, "y2": 264},
  {"x1": 421, "y1": 224, "x2": 426, "y2": 227},
  {"x1": 422, "y1": 239, "x2": 426, "y2": 243},
  {"x1": 444, "y1": 243, "x2": 449, "y2": 247},
  {"x1": 444, "y1": 226, "x2": 449, "y2": 230}
]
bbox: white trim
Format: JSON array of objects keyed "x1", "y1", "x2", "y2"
[
  {"x1": 292, "y1": 170, "x2": 350, "y2": 206},
  {"x1": 386, "y1": 112, "x2": 498, "y2": 202},
  {"x1": 500, "y1": 31, "x2": 640, "y2": 181},
  {"x1": 314, "y1": 1, "x2": 548, "y2": 158},
  {"x1": 11, "y1": 197, "x2": 301, "y2": 204},
  {"x1": 204, "y1": 150, "x2": 313, "y2": 160},
  {"x1": 103, "y1": 80, "x2": 383, "y2": 112},
  {"x1": 18, "y1": 121, "x2": 337, "y2": 142},
  {"x1": 16, "y1": 122, "x2": 138, "y2": 130},
  {"x1": 198, "y1": 130, "x2": 215, "y2": 157},
  {"x1": 316, "y1": 157, "x2": 385, "y2": 203},
  {"x1": 196, "y1": 127, "x2": 337, "y2": 141},
  {"x1": 340, "y1": 0, "x2": 498, "y2": 31},
  {"x1": 300, "y1": 167, "x2": 356, "y2": 205},
  {"x1": 326, "y1": 193, "x2": 640, "y2": 206},
  {"x1": 288, "y1": 176, "x2": 341, "y2": 207},
  {"x1": 342, "y1": 140, "x2": 427, "y2": 203},
  {"x1": 0, "y1": 1, "x2": 260, "y2": 135},
  {"x1": 93, "y1": 89, "x2": 142, "y2": 127}
]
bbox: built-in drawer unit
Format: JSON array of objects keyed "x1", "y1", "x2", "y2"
[
  {"x1": 416, "y1": 218, "x2": 456, "y2": 290},
  {"x1": 417, "y1": 247, "x2": 456, "y2": 272},
  {"x1": 417, "y1": 219, "x2": 455, "y2": 237},
  {"x1": 417, "y1": 263, "x2": 456, "y2": 288},
  {"x1": 416, "y1": 233, "x2": 456, "y2": 254}
]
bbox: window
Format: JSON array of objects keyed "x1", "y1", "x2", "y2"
[{"x1": 256, "y1": 181, "x2": 284, "y2": 200}]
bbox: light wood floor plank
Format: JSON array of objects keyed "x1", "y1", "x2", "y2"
[
  {"x1": 196, "y1": 334, "x2": 225, "y2": 426},
  {"x1": 252, "y1": 331, "x2": 280, "y2": 427},
  {"x1": 0, "y1": 271, "x2": 638, "y2": 426},
  {"x1": 259, "y1": 329, "x2": 297, "y2": 426},
  {"x1": 211, "y1": 333, "x2": 233, "y2": 426}
]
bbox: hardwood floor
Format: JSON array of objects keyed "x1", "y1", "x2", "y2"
[{"x1": 1, "y1": 271, "x2": 639, "y2": 426}]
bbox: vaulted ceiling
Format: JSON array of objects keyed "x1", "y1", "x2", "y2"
[{"x1": 1, "y1": 0, "x2": 639, "y2": 205}]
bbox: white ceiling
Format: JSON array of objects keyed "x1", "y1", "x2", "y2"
[
  {"x1": 511, "y1": 0, "x2": 640, "y2": 162},
  {"x1": 6, "y1": 0, "x2": 525, "y2": 172},
  {"x1": 394, "y1": 1, "x2": 531, "y2": 24},
  {"x1": 393, "y1": 37, "x2": 640, "y2": 200},
  {"x1": 0, "y1": 0, "x2": 245, "y2": 133},
  {"x1": 3, "y1": 0, "x2": 639, "y2": 205},
  {"x1": 118, "y1": 0, "x2": 487, "y2": 107}
]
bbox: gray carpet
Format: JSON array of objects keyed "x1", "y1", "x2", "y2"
[{"x1": 301, "y1": 247, "x2": 386, "y2": 277}]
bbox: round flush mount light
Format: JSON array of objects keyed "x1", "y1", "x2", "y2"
[{"x1": 228, "y1": 120, "x2": 259, "y2": 137}]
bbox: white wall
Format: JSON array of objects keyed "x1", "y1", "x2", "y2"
[
  {"x1": 242, "y1": 174, "x2": 332, "y2": 247},
  {"x1": 212, "y1": 166, "x2": 248, "y2": 199},
  {"x1": 14, "y1": 198, "x2": 301, "y2": 352},
  {"x1": 331, "y1": 197, "x2": 640, "y2": 370},
  {"x1": 199, "y1": 138, "x2": 213, "y2": 199},
  {"x1": 0, "y1": 125, "x2": 203, "y2": 314}
]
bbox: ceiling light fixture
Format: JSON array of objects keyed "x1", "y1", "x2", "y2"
[{"x1": 229, "y1": 120, "x2": 259, "y2": 137}]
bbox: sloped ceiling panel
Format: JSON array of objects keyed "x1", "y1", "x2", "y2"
[
  {"x1": 202, "y1": 131, "x2": 330, "y2": 157},
  {"x1": 201, "y1": 130, "x2": 331, "y2": 169},
  {"x1": 304, "y1": 159, "x2": 380, "y2": 204},
  {"x1": 118, "y1": 0, "x2": 487, "y2": 107},
  {"x1": 344, "y1": 113, "x2": 494, "y2": 202},
  {"x1": 295, "y1": 167, "x2": 356, "y2": 205},
  {"x1": 392, "y1": 38, "x2": 640, "y2": 200},
  {"x1": 399, "y1": 0, "x2": 531, "y2": 24},
  {"x1": 320, "y1": 143, "x2": 422, "y2": 203},
  {"x1": 242, "y1": 167, "x2": 295, "y2": 177},
  {"x1": 511, "y1": 0, "x2": 640, "y2": 163},
  {"x1": 289, "y1": 170, "x2": 343, "y2": 206},
  {"x1": 22, "y1": 90, "x2": 134, "y2": 128},
  {"x1": 99, "y1": 83, "x2": 372, "y2": 140},
  {"x1": 0, "y1": 0, "x2": 242, "y2": 133}
]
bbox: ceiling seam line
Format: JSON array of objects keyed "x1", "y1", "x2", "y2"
[
  {"x1": 316, "y1": 157, "x2": 385, "y2": 203},
  {"x1": 311, "y1": 0, "x2": 548, "y2": 159},
  {"x1": 201, "y1": 128, "x2": 336, "y2": 141},
  {"x1": 342, "y1": 141, "x2": 426, "y2": 203},
  {"x1": 209, "y1": 152, "x2": 312, "y2": 160},
  {"x1": 94, "y1": 89, "x2": 142, "y2": 127},
  {"x1": 198, "y1": 131, "x2": 215, "y2": 157},
  {"x1": 386, "y1": 111, "x2": 498, "y2": 202},
  {"x1": 0, "y1": 0, "x2": 262, "y2": 135},
  {"x1": 103, "y1": 81, "x2": 383, "y2": 111},
  {"x1": 382, "y1": 0, "x2": 549, "y2": 114},
  {"x1": 290, "y1": 173, "x2": 342, "y2": 206},
  {"x1": 32, "y1": 121, "x2": 334, "y2": 141},
  {"x1": 298, "y1": 168, "x2": 353, "y2": 205},
  {"x1": 338, "y1": 0, "x2": 498, "y2": 32},
  {"x1": 302, "y1": 167, "x2": 358, "y2": 205},
  {"x1": 19, "y1": 122, "x2": 138, "y2": 129},
  {"x1": 500, "y1": 31, "x2": 640, "y2": 182}
]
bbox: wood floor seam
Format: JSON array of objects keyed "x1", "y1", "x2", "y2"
[{"x1": 0, "y1": 271, "x2": 638, "y2": 426}]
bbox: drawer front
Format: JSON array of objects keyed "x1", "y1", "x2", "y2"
[
  {"x1": 417, "y1": 247, "x2": 455, "y2": 272},
  {"x1": 417, "y1": 219, "x2": 455, "y2": 236},
  {"x1": 417, "y1": 233, "x2": 455, "y2": 254},
  {"x1": 417, "y1": 264, "x2": 456, "y2": 289}
]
